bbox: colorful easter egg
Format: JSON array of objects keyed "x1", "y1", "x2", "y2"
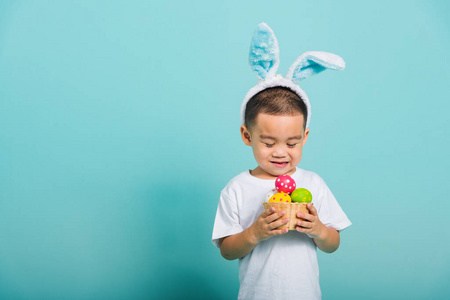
[
  {"x1": 268, "y1": 192, "x2": 292, "y2": 203},
  {"x1": 291, "y1": 188, "x2": 312, "y2": 203},
  {"x1": 275, "y1": 175, "x2": 296, "y2": 194}
]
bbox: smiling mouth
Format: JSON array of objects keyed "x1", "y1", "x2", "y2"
[{"x1": 271, "y1": 161, "x2": 289, "y2": 168}]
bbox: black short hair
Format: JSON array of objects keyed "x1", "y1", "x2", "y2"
[{"x1": 244, "y1": 87, "x2": 308, "y2": 130}]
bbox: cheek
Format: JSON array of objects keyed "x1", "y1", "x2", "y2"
[
  {"x1": 290, "y1": 148, "x2": 303, "y2": 160},
  {"x1": 253, "y1": 146, "x2": 270, "y2": 158}
]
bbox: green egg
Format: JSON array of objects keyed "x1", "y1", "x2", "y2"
[{"x1": 291, "y1": 188, "x2": 312, "y2": 203}]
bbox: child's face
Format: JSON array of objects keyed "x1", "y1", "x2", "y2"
[{"x1": 241, "y1": 113, "x2": 309, "y2": 180}]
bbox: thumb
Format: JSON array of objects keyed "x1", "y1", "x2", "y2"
[{"x1": 307, "y1": 203, "x2": 318, "y2": 216}]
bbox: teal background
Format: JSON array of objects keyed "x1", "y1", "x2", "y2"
[{"x1": 1, "y1": 1, "x2": 449, "y2": 299}]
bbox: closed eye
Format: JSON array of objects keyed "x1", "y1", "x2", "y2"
[
  {"x1": 264, "y1": 143, "x2": 274, "y2": 148},
  {"x1": 287, "y1": 143, "x2": 297, "y2": 148}
]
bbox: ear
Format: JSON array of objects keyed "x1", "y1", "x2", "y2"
[
  {"x1": 249, "y1": 23, "x2": 280, "y2": 81},
  {"x1": 240, "y1": 125, "x2": 252, "y2": 146},
  {"x1": 285, "y1": 51, "x2": 345, "y2": 83},
  {"x1": 302, "y1": 128, "x2": 310, "y2": 146}
]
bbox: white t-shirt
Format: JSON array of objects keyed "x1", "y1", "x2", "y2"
[{"x1": 212, "y1": 168, "x2": 351, "y2": 300}]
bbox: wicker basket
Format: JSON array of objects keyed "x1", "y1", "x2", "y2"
[{"x1": 263, "y1": 202, "x2": 309, "y2": 230}]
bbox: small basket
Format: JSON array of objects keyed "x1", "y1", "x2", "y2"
[{"x1": 263, "y1": 202, "x2": 309, "y2": 230}]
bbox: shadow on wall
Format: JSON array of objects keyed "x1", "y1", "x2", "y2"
[
  {"x1": 145, "y1": 178, "x2": 229, "y2": 299},
  {"x1": 154, "y1": 266, "x2": 227, "y2": 300}
]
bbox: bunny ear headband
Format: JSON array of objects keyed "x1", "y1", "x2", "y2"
[{"x1": 240, "y1": 23, "x2": 346, "y2": 128}]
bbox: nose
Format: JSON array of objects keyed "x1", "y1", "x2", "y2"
[{"x1": 272, "y1": 145, "x2": 287, "y2": 157}]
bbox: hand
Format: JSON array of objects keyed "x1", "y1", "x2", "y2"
[
  {"x1": 250, "y1": 207, "x2": 289, "y2": 243},
  {"x1": 296, "y1": 203, "x2": 325, "y2": 239}
]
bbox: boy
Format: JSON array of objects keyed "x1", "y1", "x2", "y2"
[{"x1": 212, "y1": 23, "x2": 351, "y2": 300}]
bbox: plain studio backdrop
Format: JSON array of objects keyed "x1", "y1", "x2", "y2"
[{"x1": 0, "y1": 1, "x2": 449, "y2": 299}]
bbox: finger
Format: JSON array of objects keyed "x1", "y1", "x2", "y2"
[
  {"x1": 268, "y1": 217, "x2": 289, "y2": 230},
  {"x1": 295, "y1": 226, "x2": 305, "y2": 233},
  {"x1": 295, "y1": 226, "x2": 313, "y2": 237},
  {"x1": 296, "y1": 211, "x2": 314, "y2": 222},
  {"x1": 260, "y1": 207, "x2": 276, "y2": 218},
  {"x1": 268, "y1": 227, "x2": 289, "y2": 236},
  {"x1": 265, "y1": 210, "x2": 286, "y2": 224},
  {"x1": 297, "y1": 220, "x2": 312, "y2": 229},
  {"x1": 307, "y1": 203, "x2": 318, "y2": 216}
]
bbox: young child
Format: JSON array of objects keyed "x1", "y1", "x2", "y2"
[{"x1": 212, "y1": 23, "x2": 351, "y2": 300}]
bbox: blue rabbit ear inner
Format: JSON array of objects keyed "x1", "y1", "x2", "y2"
[
  {"x1": 249, "y1": 23, "x2": 279, "y2": 80},
  {"x1": 288, "y1": 51, "x2": 346, "y2": 83},
  {"x1": 292, "y1": 62, "x2": 326, "y2": 82}
]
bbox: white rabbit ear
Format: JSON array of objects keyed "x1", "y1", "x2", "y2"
[
  {"x1": 286, "y1": 51, "x2": 345, "y2": 83},
  {"x1": 248, "y1": 23, "x2": 280, "y2": 81}
]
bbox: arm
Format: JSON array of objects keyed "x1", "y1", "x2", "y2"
[
  {"x1": 296, "y1": 203, "x2": 340, "y2": 253},
  {"x1": 219, "y1": 207, "x2": 289, "y2": 260}
]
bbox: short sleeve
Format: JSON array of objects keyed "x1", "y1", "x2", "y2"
[
  {"x1": 315, "y1": 178, "x2": 351, "y2": 232},
  {"x1": 211, "y1": 192, "x2": 244, "y2": 248}
]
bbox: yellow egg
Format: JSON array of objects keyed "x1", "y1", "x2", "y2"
[{"x1": 268, "y1": 192, "x2": 292, "y2": 203}]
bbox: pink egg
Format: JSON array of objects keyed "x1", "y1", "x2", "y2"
[{"x1": 275, "y1": 175, "x2": 296, "y2": 194}]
